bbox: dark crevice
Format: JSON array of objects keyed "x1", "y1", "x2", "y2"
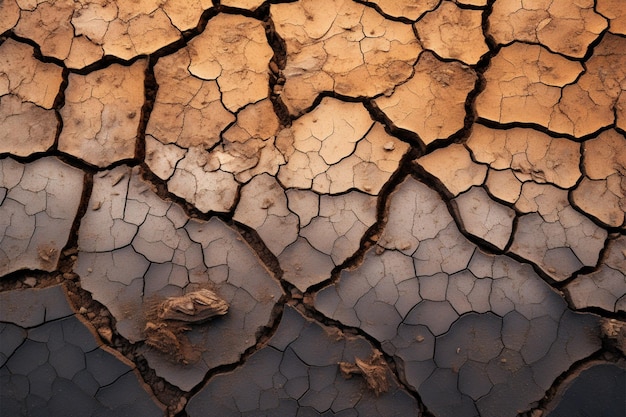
[
  {"x1": 263, "y1": 7, "x2": 292, "y2": 128},
  {"x1": 569, "y1": 305, "x2": 626, "y2": 321},
  {"x1": 299, "y1": 90, "x2": 387, "y2": 120},
  {"x1": 453, "y1": 1, "x2": 487, "y2": 11},
  {"x1": 476, "y1": 117, "x2": 615, "y2": 143},
  {"x1": 135, "y1": 56, "x2": 158, "y2": 163},
  {"x1": 6, "y1": 33, "x2": 67, "y2": 68},
  {"x1": 68, "y1": 52, "x2": 152, "y2": 75},
  {"x1": 57, "y1": 172, "x2": 93, "y2": 274},
  {"x1": 51, "y1": 67, "x2": 69, "y2": 151},
  {"x1": 0, "y1": 269, "x2": 64, "y2": 292},
  {"x1": 233, "y1": 221, "x2": 284, "y2": 283}
]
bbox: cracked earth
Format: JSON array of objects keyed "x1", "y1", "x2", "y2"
[{"x1": 1, "y1": 0, "x2": 625, "y2": 416}]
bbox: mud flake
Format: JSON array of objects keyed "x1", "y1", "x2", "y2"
[
  {"x1": 416, "y1": 143, "x2": 487, "y2": 196},
  {"x1": 58, "y1": 60, "x2": 146, "y2": 168},
  {"x1": 415, "y1": 1, "x2": 489, "y2": 65}
]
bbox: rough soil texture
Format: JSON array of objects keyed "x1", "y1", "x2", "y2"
[{"x1": 1, "y1": 1, "x2": 625, "y2": 417}]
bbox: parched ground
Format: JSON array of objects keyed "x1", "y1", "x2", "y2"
[{"x1": 1, "y1": 1, "x2": 625, "y2": 416}]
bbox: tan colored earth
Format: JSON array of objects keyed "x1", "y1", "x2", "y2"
[{"x1": 1, "y1": 1, "x2": 624, "y2": 416}]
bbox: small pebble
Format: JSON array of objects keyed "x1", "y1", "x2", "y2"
[
  {"x1": 23, "y1": 277, "x2": 37, "y2": 287},
  {"x1": 98, "y1": 326, "x2": 113, "y2": 343}
]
